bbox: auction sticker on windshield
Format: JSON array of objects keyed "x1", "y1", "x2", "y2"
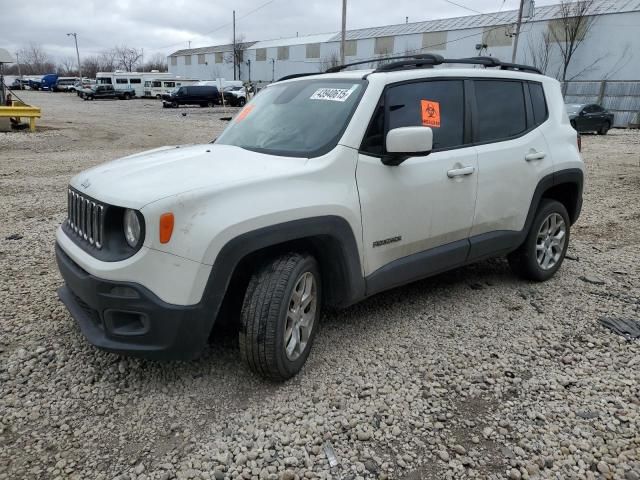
[{"x1": 310, "y1": 85, "x2": 359, "y2": 102}]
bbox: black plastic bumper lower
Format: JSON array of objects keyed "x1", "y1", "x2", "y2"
[{"x1": 55, "y1": 243, "x2": 211, "y2": 360}]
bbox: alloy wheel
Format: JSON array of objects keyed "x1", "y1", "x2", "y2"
[
  {"x1": 284, "y1": 272, "x2": 317, "y2": 361},
  {"x1": 536, "y1": 213, "x2": 566, "y2": 270}
]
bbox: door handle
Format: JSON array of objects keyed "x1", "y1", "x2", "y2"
[
  {"x1": 447, "y1": 166, "x2": 475, "y2": 178},
  {"x1": 525, "y1": 151, "x2": 546, "y2": 162}
]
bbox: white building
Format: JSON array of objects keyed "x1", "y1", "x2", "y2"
[{"x1": 168, "y1": 0, "x2": 640, "y2": 84}]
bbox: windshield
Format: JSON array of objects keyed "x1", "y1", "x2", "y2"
[
  {"x1": 565, "y1": 104, "x2": 583, "y2": 114},
  {"x1": 215, "y1": 79, "x2": 366, "y2": 157}
]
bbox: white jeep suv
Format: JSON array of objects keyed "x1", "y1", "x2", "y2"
[{"x1": 56, "y1": 55, "x2": 584, "y2": 380}]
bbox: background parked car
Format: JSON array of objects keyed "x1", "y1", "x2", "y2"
[
  {"x1": 71, "y1": 79, "x2": 96, "y2": 95},
  {"x1": 566, "y1": 103, "x2": 614, "y2": 135},
  {"x1": 162, "y1": 85, "x2": 221, "y2": 108},
  {"x1": 53, "y1": 77, "x2": 80, "y2": 92},
  {"x1": 8, "y1": 79, "x2": 28, "y2": 90},
  {"x1": 223, "y1": 86, "x2": 247, "y2": 106},
  {"x1": 81, "y1": 84, "x2": 135, "y2": 100}
]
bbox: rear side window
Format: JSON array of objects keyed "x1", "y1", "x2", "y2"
[
  {"x1": 474, "y1": 80, "x2": 526, "y2": 143},
  {"x1": 528, "y1": 82, "x2": 548, "y2": 126},
  {"x1": 368, "y1": 80, "x2": 465, "y2": 152}
]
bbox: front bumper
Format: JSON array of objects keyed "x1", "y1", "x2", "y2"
[{"x1": 56, "y1": 244, "x2": 211, "y2": 360}]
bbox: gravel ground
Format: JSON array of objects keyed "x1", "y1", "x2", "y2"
[{"x1": 1, "y1": 91, "x2": 639, "y2": 480}]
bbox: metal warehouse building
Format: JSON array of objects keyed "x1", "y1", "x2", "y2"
[{"x1": 168, "y1": 0, "x2": 640, "y2": 125}]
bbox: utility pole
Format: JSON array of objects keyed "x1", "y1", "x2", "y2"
[
  {"x1": 233, "y1": 10, "x2": 237, "y2": 80},
  {"x1": 16, "y1": 52, "x2": 23, "y2": 89},
  {"x1": 66, "y1": 33, "x2": 83, "y2": 79},
  {"x1": 340, "y1": 0, "x2": 347, "y2": 65},
  {"x1": 511, "y1": 0, "x2": 525, "y2": 63},
  {"x1": 246, "y1": 59, "x2": 251, "y2": 83},
  {"x1": 271, "y1": 58, "x2": 275, "y2": 82}
]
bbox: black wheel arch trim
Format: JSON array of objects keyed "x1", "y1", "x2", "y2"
[{"x1": 201, "y1": 215, "x2": 365, "y2": 328}]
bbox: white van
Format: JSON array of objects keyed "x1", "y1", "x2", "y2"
[{"x1": 145, "y1": 78, "x2": 199, "y2": 99}]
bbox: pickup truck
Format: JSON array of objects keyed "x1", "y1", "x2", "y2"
[{"x1": 81, "y1": 85, "x2": 135, "y2": 100}]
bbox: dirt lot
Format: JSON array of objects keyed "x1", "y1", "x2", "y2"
[{"x1": 1, "y1": 91, "x2": 639, "y2": 480}]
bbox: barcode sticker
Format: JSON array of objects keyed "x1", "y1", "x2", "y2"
[{"x1": 310, "y1": 85, "x2": 358, "y2": 102}]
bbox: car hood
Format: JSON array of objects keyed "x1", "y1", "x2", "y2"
[{"x1": 69, "y1": 144, "x2": 306, "y2": 209}]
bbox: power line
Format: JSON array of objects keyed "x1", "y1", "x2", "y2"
[
  {"x1": 158, "y1": 0, "x2": 279, "y2": 51},
  {"x1": 438, "y1": 0, "x2": 512, "y2": 23}
]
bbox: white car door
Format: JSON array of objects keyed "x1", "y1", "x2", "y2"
[
  {"x1": 356, "y1": 79, "x2": 478, "y2": 293},
  {"x1": 469, "y1": 79, "x2": 554, "y2": 258}
]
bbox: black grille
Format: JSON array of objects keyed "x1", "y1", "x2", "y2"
[{"x1": 67, "y1": 188, "x2": 105, "y2": 249}]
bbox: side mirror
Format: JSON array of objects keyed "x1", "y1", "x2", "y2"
[{"x1": 383, "y1": 126, "x2": 433, "y2": 166}]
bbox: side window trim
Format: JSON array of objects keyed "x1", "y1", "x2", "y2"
[
  {"x1": 527, "y1": 81, "x2": 549, "y2": 126},
  {"x1": 359, "y1": 76, "x2": 472, "y2": 156},
  {"x1": 523, "y1": 80, "x2": 535, "y2": 130}
]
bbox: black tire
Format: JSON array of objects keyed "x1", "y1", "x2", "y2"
[
  {"x1": 570, "y1": 119, "x2": 577, "y2": 130},
  {"x1": 239, "y1": 253, "x2": 321, "y2": 381},
  {"x1": 238, "y1": 97, "x2": 246, "y2": 107},
  {"x1": 123, "y1": 93, "x2": 131, "y2": 100},
  {"x1": 156, "y1": 94, "x2": 161, "y2": 99},
  {"x1": 508, "y1": 199, "x2": 570, "y2": 282},
  {"x1": 207, "y1": 101, "x2": 215, "y2": 108},
  {"x1": 171, "y1": 101, "x2": 178, "y2": 108},
  {"x1": 597, "y1": 121, "x2": 610, "y2": 135}
]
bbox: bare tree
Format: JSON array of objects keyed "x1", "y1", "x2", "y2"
[
  {"x1": 59, "y1": 57, "x2": 78, "y2": 76},
  {"x1": 15, "y1": 43, "x2": 55, "y2": 74},
  {"x1": 143, "y1": 53, "x2": 167, "y2": 72},
  {"x1": 114, "y1": 45, "x2": 143, "y2": 72},
  {"x1": 548, "y1": 0, "x2": 597, "y2": 83},
  {"x1": 525, "y1": 31, "x2": 553, "y2": 75},
  {"x1": 319, "y1": 51, "x2": 340, "y2": 72},
  {"x1": 82, "y1": 56, "x2": 101, "y2": 78},
  {"x1": 225, "y1": 35, "x2": 250, "y2": 80},
  {"x1": 99, "y1": 49, "x2": 118, "y2": 72}
]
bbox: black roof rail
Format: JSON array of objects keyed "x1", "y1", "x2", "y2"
[
  {"x1": 276, "y1": 72, "x2": 322, "y2": 82},
  {"x1": 326, "y1": 53, "x2": 445, "y2": 73},
  {"x1": 369, "y1": 55, "x2": 542, "y2": 75},
  {"x1": 277, "y1": 55, "x2": 541, "y2": 82}
]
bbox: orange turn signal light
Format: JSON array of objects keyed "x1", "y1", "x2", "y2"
[{"x1": 159, "y1": 213, "x2": 174, "y2": 244}]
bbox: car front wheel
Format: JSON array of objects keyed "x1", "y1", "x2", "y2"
[
  {"x1": 508, "y1": 199, "x2": 570, "y2": 281},
  {"x1": 239, "y1": 252, "x2": 321, "y2": 381}
]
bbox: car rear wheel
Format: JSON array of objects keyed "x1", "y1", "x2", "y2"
[
  {"x1": 508, "y1": 199, "x2": 570, "y2": 282},
  {"x1": 171, "y1": 101, "x2": 178, "y2": 108},
  {"x1": 598, "y1": 121, "x2": 610, "y2": 135},
  {"x1": 239, "y1": 252, "x2": 321, "y2": 381},
  {"x1": 123, "y1": 93, "x2": 131, "y2": 100},
  {"x1": 238, "y1": 97, "x2": 246, "y2": 107}
]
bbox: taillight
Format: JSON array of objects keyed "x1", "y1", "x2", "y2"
[{"x1": 577, "y1": 134, "x2": 582, "y2": 153}]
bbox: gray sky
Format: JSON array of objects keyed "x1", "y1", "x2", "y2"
[{"x1": 2, "y1": 0, "x2": 559, "y2": 61}]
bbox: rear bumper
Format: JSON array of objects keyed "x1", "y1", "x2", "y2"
[{"x1": 56, "y1": 243, "x2": 211, "y2": 360}]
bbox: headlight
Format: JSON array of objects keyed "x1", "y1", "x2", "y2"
[{"x1": 123, "y1": 209, "x2": 142, "y2": 248}]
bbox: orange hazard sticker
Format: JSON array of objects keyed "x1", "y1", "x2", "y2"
[
  {"x1": 421, "y1": 100, "x2": 441, "y2": 128},
  {"x1": 235, "y1": 104, "x2": 254, "y2": 122}
]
